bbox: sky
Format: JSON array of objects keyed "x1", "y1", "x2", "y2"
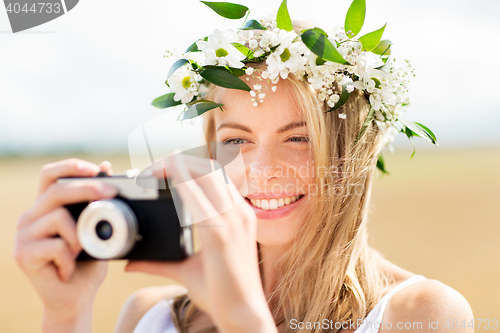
[{"x1": 0, "y1": 0, "x2": 499, "y2": 157}]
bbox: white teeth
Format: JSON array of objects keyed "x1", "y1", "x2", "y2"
[
  {"x1": 248, "y1": 195, "x2": 303, "y2": 210},
  {"x1": 269, "y1": 199, "x2": 278, "y2": 210},
  {"x1": 261, "y1": 199, "x2": 270, "y2": 210}
]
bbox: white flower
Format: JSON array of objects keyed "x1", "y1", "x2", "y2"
[
  {"x1": 266, "y1": 31, "x2": 307, "y2": 80},
  {"x1": 338, "y1": 113, "x2": 347, "y2": 119},
  {"x1": 249, "y1": 39, "x2": 259, "y2": 49},
  {"x1": 346, "y1": 85, "x2": 354, "y2": 93},
  {"x1": 245, "y1": 67, "x2": 254, "y2": 75},
  {"x1": 271, "y1": 86, "x2": 277, "y2": 92},
  {"x1": 253, "y1": 84, "x2": 262, "y2": 90},
  {"x1": 250, "y1": 90, "x2": 256, "y2": 97},
  {"x1": 253, "y1": 49, "x2": 265, "y2": 57},
  {"x1": 169, "y1": 66, "x2": 198, "y2": 104},
  {"x1": 196, "y1": 29, "x2": 246, "y2": 68}
]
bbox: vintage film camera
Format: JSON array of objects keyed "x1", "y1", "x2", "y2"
[{"x1": 57, "y1": 171, "x2": 194, "y2": 261}]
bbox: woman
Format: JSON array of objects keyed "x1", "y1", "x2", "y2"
[
  {"x1": 14, "y1": 71, "x2": 474, "y2": 333},
  {"x1": 14, "y1": 8, "x2": 473, "y2": 333}
]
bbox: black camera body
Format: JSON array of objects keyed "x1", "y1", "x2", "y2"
[{"x1": 58, "y1": 172, "x2": 193, "y2": 261}]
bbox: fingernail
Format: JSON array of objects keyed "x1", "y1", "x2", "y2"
[{"x1": 100, "y1": 185, "x2": 117, "y2": 196}]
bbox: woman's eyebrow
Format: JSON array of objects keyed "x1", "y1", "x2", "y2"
[{"x1": 217, "y1": 121, "x2": 307, "y2": 134}]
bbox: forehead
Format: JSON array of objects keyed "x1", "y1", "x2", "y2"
[{"x1": 212, "y1": 79, "x2": 305, "y2": 131}]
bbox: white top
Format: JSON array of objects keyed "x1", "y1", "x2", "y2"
[{"x1": 133, "y1": 275, "x2": 427, "y2": 333}]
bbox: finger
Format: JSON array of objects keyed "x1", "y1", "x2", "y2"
[
  {"x1": 19, "y1": 181, "x2": 118, "y2": 229},
  {"x1": 124, "y1": 261, "x2": 182, "y2": 283},
  {"x1": 18, "y1": 238, "x2": 76, "y2": 282},
  {"x1": 149, "y1": 152, "x2": 214, "y2": 181},
  {"x1": 19, "y1": 208, "x2": 81, "y2": 256},
  {"x1": 99, "y1": 161, "x2": 113, "y2": 175},
  {"x1": 167, "y1": 153, "x2": 223, "y2": 226},
  {"x1": 38, "y1": 159, "x2": 101, "y2": 197}
]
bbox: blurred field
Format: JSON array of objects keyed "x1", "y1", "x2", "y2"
[{"x1": 0, "y1": 147, "x2": 499, "y2": 332}]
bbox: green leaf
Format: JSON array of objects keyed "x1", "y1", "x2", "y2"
[
  {"x1": 301, "y1": 29, "x2": 349, "y2": 65},
  {"x1": 328, "y1": 84, "x2": 352, "y2": 111},
  {"x1": 376, "y1": 154, "x2": 389, "y2": 174},
  {"x1": 345, "y1": 0, "x2": 366, "y2": 39},
  {"x1": 185, "y1": 37, "x2": 208, "y2": 53},
  {"x1": 231, "y1": 42, "x2": 254, "y2": 59},
  {"x1": 311, "y1": 27, "x2": 328, "y2": 36},
  {"x1": 371, "y1": 39, "x2": 392, "y2": 56},
  {"x1": 414, "y1": 122, "x2": 438, "y2": 147},
  {"x1": 354, "y1": 107, "x2": 375, "y2": 144},
  {"x1": 402, "y1": 126, "x2": 416, "y2": 159},
  {"x1": 152, "y1": 93, "x2": 183, "y2": 109},
  {"x1": 202, "y1": 65, "x2": 245, "y2": 77},
  {"x1": 166, "y1": 59, "x2": 189, "y2": 85},
  {"x1": 398, "y1": 119, "x2": 438, "y2": 146},
  {"x1": 182, "y1": 101, "x2": 224, "y2": 120},
  {"x1": 276, "y1": 0, "x2": 293, "y2": 32},
  {"x1": 200, "y1": 68, "x2": 251, "y2": 91},
  {"x1": 358, "y1": 24, "x2": 387, "y2": 52},
  {"x1": 315, "y1": 57, "x2": 326, "y2": 66},
  {"x1": 240, "y1": 19, "x2": 267, "y2": 30},
  {"x1": 200, "y1": 1, "x2": 249, "y2": 19}
]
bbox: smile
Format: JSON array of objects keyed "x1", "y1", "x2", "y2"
[
  {"x1": 244, "y1": 194, "x2": 306, "y2": 220},
  {"x1": 247, "y1": 195, "x2": 306, "y2": 210}
]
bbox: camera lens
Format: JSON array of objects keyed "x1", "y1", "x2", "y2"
[
  {"x1": 95, "y1": 220, "x2": 113, "y2": 240},
  {"x1": 76, "y1": 199, "x2": 139, "y2": 259}
]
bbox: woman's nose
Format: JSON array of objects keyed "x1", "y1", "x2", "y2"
[{"x1": 248, "y1": 145, "x2": 283, "y2": 185}]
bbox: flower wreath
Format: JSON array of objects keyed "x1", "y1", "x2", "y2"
[{"x1": 152, "y1": 0, "x2": 438, "y2": 174}]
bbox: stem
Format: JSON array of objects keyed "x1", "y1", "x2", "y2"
[{"x1": 238, "y1": 10, "x2": 251, "y2": 33}]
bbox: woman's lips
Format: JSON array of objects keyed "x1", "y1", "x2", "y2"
[{"x1": 245, "y1": 194, "x2": 306, "y2": 220}]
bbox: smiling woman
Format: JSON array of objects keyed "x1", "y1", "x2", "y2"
[
  {"x1": 13, "y1": 1, "x2": 473, "y2": 333},
  {"x1": 144, "y1": 62, "x2": 473, "y2": 332}
]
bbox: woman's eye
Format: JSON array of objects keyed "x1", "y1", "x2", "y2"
[
  {"x1": 222, "y1": 138, "x2": 247, "y2": 145},
  {"x1": 287, "y1": 136, "x2": 309, "y2": 143}
]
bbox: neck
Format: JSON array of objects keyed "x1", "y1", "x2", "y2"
[{"x1": 258, "y1": 242, "x2": 291, "y2": 299}]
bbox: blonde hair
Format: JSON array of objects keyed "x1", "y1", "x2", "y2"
[{"x1": 168, "y1": 54, "x2": 394, "y2": 333}]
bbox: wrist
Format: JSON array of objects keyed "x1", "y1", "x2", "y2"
[{"x1": 42, "y1": 302, "x2": 94, "y2": 333}]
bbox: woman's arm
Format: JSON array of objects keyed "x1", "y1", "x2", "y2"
[{"x1": 113, "y1": 284, "x2": 187, "y2": 333}]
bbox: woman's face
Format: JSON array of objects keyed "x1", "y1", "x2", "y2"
[{"x1": 213, "y1": 79, "x2": 316, "y2": 246}]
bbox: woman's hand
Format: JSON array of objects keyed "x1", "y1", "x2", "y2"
[
  {"x1": 125, "y1": 152, "x2": 277, "y2": 333},
  {"x1": 13, "y1": 158, "x2": 117, "y2": 333}
]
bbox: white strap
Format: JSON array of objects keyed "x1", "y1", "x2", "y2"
[{"x1": 354, "y1": 275, "x2": 427, "y2": 333}]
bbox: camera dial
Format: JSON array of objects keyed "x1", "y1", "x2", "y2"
[{"x1": 77, "y1": 199, "x2": 139, "y2": 259}]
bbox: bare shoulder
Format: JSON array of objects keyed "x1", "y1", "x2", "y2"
[
  {"x1": 113, "y1": 284, "x2": 188, "y2": 333},
  {"x1": 381, "y1": 279, "x2": 474, "y2": 333}
]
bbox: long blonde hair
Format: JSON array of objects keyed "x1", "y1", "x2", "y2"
[{"x1": 169, "y1": 58, "x2": 394, "y2": 333}]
